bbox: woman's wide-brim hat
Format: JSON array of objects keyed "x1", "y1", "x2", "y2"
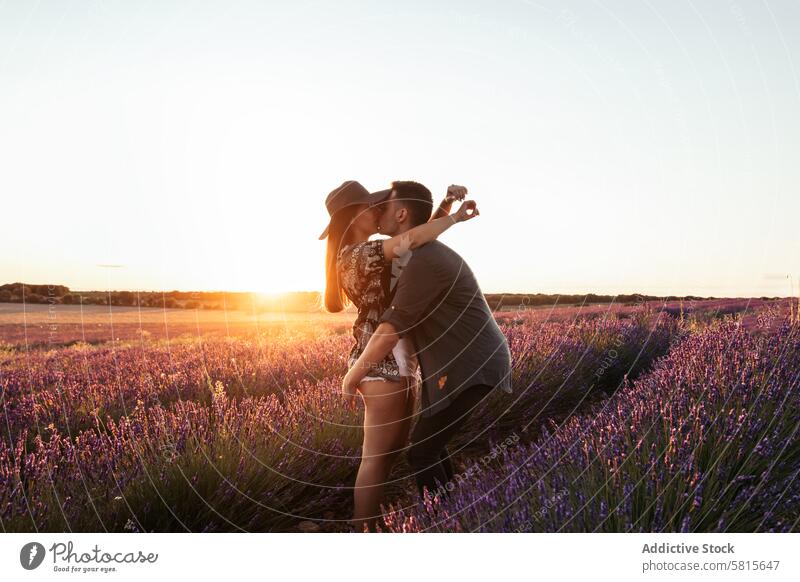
[{"x1": 318, "y1": 181, "x2": 392, "y2": 240}]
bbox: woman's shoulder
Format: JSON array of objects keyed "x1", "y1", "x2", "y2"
[{"x1": 337, "y1": 239, "x2": 385, "y2": 265}]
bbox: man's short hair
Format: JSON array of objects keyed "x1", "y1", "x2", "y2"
[{"x1": 391, "y1": 181, "x2": 433, "y2": 227}]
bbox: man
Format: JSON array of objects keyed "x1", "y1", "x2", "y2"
[{"x1": 341, "y1": 180, "x2": 513, "y2": 498}]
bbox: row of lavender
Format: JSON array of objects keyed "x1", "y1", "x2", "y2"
[
  {"x1": 0, "y1": 333, "x2": 350, "y2": 441},
  {"x1": 1, "y1": 313, "x2": 676, "y2": 532},
  {"x1": 380, "y1": 318, "x2": 800, "y2": 532}
]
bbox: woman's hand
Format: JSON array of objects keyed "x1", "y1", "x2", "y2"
[
  {"x1": 393, "y1": 195, "x2": 478, "y2": 256},
  {"x1": 445, "y1": 184, "x2": 468, "y2": 204},
  {"x1": 429, "y1": 184, "x2": 468, "y2": 222},
  {"x1": 453, "y1": 199, "x2": 480, "y2": 223}
]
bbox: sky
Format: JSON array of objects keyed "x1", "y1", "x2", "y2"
[{"x1": 0, "y1": 0, "x2": 798, "y2": 297}]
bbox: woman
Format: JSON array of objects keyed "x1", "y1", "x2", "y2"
[{"x1": 320, "y1": 181, "x2": 476, "y2": 532}]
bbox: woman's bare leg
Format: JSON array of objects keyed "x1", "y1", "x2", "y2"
[{"x1": 352, "y1": 379, "x2": 415, "y2": 532}]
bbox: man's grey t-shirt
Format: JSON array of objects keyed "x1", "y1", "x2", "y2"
[{"x1": 379, "y1": 240, "x2": 512, "y2": 417}]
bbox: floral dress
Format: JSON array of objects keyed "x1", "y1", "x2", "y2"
[{"x1": 337, "y1": 240, "x2": 419, "y2": 383}]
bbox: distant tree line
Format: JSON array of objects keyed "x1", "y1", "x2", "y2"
[
  {"x1": 0, "y1": 283, "x2": 782, "y2": 312},
  {"x1": 0, "y1": 283, "x2": 323, "y2": 311},
  {"x1": 483, "y1": 292, "x2": 712, "y2": 310},
  {"x1": 0, "y1": 283, "x2": 70, "y2": 305}
]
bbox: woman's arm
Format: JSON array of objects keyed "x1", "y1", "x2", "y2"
[
  {"x1": 381, "y1": 200, "x2": 479, "y2": 260},
  {"x1": 430, "y1": 185, "x2": 468, "y2": 221}
]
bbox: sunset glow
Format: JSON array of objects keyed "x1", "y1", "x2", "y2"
[{"x1": 1, "y1": 1, "x2": 798, "y2": 297}]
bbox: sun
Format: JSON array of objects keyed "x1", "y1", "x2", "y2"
[{"x1": 257, "y1": 291, "x2": 287, "y2": 301}]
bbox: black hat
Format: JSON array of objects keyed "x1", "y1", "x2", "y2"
[{"x1": 318, "y1": 181, "x2": 392, "y2": 240}]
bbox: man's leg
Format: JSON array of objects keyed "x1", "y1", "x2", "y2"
[
  {"x1": 407, "y1": 384, "x2": 493, "y2": 497},
  {"x1": 439, "y1": 449, "x2": 455, "y2": 483}
]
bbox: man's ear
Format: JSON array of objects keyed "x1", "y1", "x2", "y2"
[{"x1": 395, "y1": 207, "x2": 408, "y2": 225}]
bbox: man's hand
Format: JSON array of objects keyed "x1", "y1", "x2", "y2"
[
  {"x1": 341, "y1": 368, "x2": 360, "y2": 410},
  {"x1": 445, "y1": 184, "x2": 468, "y2": 204},
  {"x1": 340, "y1": 322, "x2": 401, "y2": 411}
]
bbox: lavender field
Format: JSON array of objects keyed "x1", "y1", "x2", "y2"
[
  {"x1": 1, "y1": 300, "x2": 797, "y2": 532},
  {"x1": 382, "y1": 317, "x2": 800, "y2": 532}
]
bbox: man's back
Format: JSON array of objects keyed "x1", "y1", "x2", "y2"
[{"x1": 380, "y1": 240, "x2": 512, "y2": 417}]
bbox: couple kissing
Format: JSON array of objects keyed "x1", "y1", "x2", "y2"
[{"x1": 320, "y1": 180, "x2": 512, "y2": 532}]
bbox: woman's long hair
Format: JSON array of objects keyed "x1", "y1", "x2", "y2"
[{"x1": 323, "y1": 205, "x2": 364, "y2": 312}]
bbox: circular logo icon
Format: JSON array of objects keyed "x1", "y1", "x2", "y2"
[{"x1": 20, "y1": 542, "x2": 46, "y2": 570}]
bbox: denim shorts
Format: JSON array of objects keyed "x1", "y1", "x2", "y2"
[{"x1": 362, "y1": 336, "x2": 418, "y2": 382}]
